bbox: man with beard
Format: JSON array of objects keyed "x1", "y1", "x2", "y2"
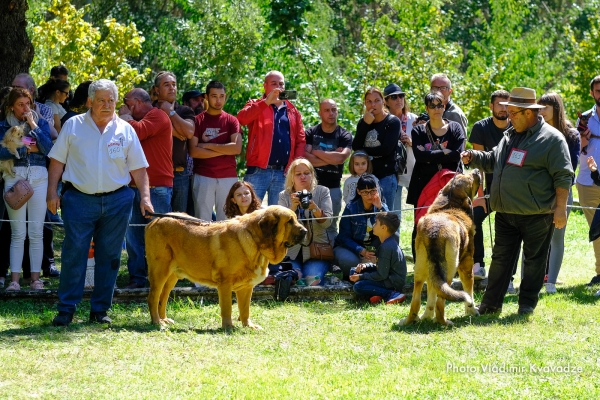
[
  {"x1": 182, "y1": 90, "x2": 206, "y2": 115},
  {"x1": 152, "y1": 72, "x2": 196, "y2": 213},
  {"x1": 575, "y1": 75, "x2": 600, "y2": 287},
  {"x1": 468, "y1": 90, "x2": 510, "y2": 281},
  {"x1": 189, "y1": 80, "x2": 242, "y2": 221}
]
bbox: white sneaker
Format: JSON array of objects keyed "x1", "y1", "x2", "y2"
[
  {"x1": 595, "y1": 289, "x2": 600, "y2": 297},
  {"x1": 507, "y1": 281, "x2": 517, "y2": 294},
  {"x1": 473, "y1": 263, "x2": 486, "y2": 281},
  {"x1": 544, "y1": 283, "x2": 557, "y2": 294}
]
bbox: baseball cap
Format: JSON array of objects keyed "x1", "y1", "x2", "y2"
[
  {"x1": 383, "y1": 83, "x2": 405, "y2": 98},
  {"x1": 182, "y1": 90, "x2": 205, "y2": 103}
]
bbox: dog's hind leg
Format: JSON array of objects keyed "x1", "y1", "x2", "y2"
[
  {"x1": 434, "y1": 295, "x2": 452, "y2": 326},
  {"x1": 421, "y1": 280, "x2": 437, "y2": 321},
  {"x1": 158, "y1": 272, "x2": 179, "y2": 324},
  {"x1": 457, "y1": 259, "x2": 478, "y2": 317},
  {"x1": 400, "y1": 280, "x2": 424, "y2": 325},
  {"x1": 146, "y1": 244, "x2": 173, "y2": 325},
  {"x1": 236, "y1": 286, "x2": 262, "y2": 330},
  {"x1": 217, "y1": 284, "x2": 235, "y2": 330}
]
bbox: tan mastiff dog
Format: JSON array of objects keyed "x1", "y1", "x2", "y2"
[{"x1": 145, "y1": 205, "x2": 307, "y2": 330}]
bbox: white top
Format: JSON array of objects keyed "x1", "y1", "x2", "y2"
[
  {"x1": 48, "y1": 110, "x2": 149, "y2": 194},
  {"x1": 45, "y1": 100, "x2": 67, "y2": 118},
  {"x1": 576, "y1": 106, "x2": 599, "y2": 186},
  {"x1": 397, "y1": 112, "x2": 417, "y2": 188}
]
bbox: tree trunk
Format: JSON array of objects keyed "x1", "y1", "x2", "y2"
[{"x1": 0, "y1": 0, "x2": 34, "y2": 87}]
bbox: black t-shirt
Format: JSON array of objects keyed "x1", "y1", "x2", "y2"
[
  {"x1": 305, "y1": 124, "x2": 353, "y2": 188},
  {"x1": 170, "y1": 103, "x2": 196, "y2": 168},
  {"x1": 468, "y1": 116, "x2": 509, "y2": 192}
]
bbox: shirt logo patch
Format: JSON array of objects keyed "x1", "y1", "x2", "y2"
[
  {"x1": 202, "y1": 128, "x2": 226, "y2": 142},
  {"x1": 364, "y1": 129, "x2": 381, "y2": 147}
]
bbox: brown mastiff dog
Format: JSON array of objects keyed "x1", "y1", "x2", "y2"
[
  {"x1": 145, "y1": 205, "x2": 307, "y2": 329},
  {"x1": 400, "y1": 169, "x2": 481, "y2": 326}
]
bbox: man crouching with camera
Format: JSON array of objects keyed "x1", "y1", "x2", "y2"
[{"x1": 278, "y1": 158, "x2": 333, "y2": 286}]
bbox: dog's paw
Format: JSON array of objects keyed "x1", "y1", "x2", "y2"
[
  {"x1": 161, "y1": 318, "x2": 175, "y2": 325},
  {"x1": 242, "y1": 319, "x2": 263, "y2": 330},
  {"x1": 421, "y1": 308, "x2": 435, "y2": 320},
  {"x1": 465, "y1": 304, "x2": 479, "y2": 317},
  {"x1": 441, "y1": 319, "x2": 454, "y2": 327}
]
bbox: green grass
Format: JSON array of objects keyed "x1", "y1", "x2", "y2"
[{"x1": 1, "y1": 209, "x2": 600, "y2": 398}]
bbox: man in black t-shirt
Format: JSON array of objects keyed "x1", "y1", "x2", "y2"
[
  {"x1": 468, "y1": 90, "x2": 510, "y2": 281},
  {"x1": 305, "y1": 99, "x2": 352, "y2": 237}
]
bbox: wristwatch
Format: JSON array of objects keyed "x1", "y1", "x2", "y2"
[{"x1": 169, "y1": 110, "x2": 176, "y2": 117}]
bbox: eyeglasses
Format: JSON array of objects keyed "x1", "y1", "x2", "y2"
[
  {"x1": 386, "y1": 94, "x2": 405, "y2": 100},
  {"x1": 508, "y1": 109, "x2": 526, "y2": 119},
  {"x1": 427, "y1": 103, "x2": 445, "y2": 110},
  {"x1": 431, "y1": 86, "x2": 449, "y2": 91},
  {"x1": 359, "y1": 189, "x2": 378, "y2": 196},
  {"x1": 61, "y1": 90, "x2": 69, "y2": 95}
]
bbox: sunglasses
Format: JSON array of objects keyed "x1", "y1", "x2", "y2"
[
  {"x1": 427, "y1": 103, "x2": 445, "y2": 110},
  {"x1": 386, "y1": 94, "x2": 405, "y2": 100}
]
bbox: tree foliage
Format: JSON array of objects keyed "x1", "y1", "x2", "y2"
[{"x1": 28, "y1": 0, "x2": 149, "y2": 97}]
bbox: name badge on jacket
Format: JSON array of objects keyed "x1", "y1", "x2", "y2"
[{"x1": 507, "y1": 149, "x2": 527, "y2": 167}]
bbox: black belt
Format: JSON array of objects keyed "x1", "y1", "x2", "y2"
[
  {"x1": 64, "y1": 182, "x2": 125, "y2": 197},
  {"x1": 265, "y1": 165, "x2": 285, "y2": 170}
]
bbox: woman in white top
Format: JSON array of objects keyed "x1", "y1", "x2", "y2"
[
  {"x1": 383, "y1": 83, "x2": 417, "y2": 220},
  {"x1": 40, "y1": 77, "x2": 70, "y2": 133}
]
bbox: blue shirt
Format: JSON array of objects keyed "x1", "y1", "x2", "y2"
[{"x1": 268, "y1": 103, "x2": 291, "y2": 167}]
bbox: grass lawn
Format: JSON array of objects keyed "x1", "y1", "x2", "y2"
[{"x1": 1, "y1": 207, "x2": 600, "y2": 398}]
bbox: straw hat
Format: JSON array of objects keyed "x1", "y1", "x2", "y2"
[{"x1": 499, "y1": 87, "x2": 545, "y2": 108}]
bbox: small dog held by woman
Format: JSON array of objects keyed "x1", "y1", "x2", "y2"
[{"x1": 0, "y1": 125, "x2": 25, "y2": 177}]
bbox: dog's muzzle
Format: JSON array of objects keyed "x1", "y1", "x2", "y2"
[{"x1": 285, "y1": 228, "x2": 307, "y2": 247}]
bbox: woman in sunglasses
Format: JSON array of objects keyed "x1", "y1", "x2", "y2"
[
  {"x1": 383, "y1": 83, "x2": 418, "y2": 219},
  {"x1": 406, "y1": 91, "x2": 466, "y2": 260},
  {"x1": 334, "y1": 173, "x2": 391, "y2": 279}
]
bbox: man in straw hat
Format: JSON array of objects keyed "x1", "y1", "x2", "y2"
[{"x1": 461, "y1": 87, "x2": 573, "y2": 316}]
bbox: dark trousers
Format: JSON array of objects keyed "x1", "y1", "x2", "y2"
[
  {"x1": 473, "y1": 205, "x2": 489, "y2": 265},
  {"x1": 482, "y1": 212, "x2": 554, "y2": 310}
]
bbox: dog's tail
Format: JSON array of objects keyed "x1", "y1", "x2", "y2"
[{"x1": 428, "y1": 239, "x2": 473, "y2": 303}]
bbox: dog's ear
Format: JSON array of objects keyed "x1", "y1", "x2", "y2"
[{"x1": 259, "y1": 212, "x2": 278, "y2": 240}]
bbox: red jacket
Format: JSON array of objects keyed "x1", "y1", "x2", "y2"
[
  {"x1": 237, "y1": 98, "x2": 305, "y2": 172},
  {"x1": 415, "y1": 169, "x2": 455, "y2": 225}
]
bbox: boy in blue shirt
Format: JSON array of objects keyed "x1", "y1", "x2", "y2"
[{"x1": 350, "y1": 212, "x2": 407, "y2": 304}]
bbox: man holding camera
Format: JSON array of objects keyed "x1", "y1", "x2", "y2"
[
  {"x1": 189, "y1": 81, "x2": 242, "y2": 221},
  {"x1": 304, "y1": 99, "x2": 352, "y2": 237},
  {"x1": 237, "y1": 71, "x2": 305, "y2": 205}
]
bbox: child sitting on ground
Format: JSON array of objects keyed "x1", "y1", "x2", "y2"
[{"x1": 349, "y1": 212, "x2": 406, "y2": 304}]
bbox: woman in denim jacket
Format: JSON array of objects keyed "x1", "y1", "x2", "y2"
[
  {"x1": 0, "y1": 87, "x2": 53, "y2": 291},
  {"x1": 334, "y1": 174, "x2": 389, "y2": 279}
]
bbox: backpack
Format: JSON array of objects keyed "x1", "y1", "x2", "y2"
[{"x1": 394, "y1": 141, "x2": 408, "y2": 176}]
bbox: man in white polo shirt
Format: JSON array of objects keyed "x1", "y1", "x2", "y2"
[{"x1": 46, "y1": 79, "x2": 154, "y2": 326}]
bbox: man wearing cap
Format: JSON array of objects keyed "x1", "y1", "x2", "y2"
[
  {"x1": 430, "y1": 73, "x2": 468, "y2": 132},
  {"x1": 384, "y1": 83, "x2": 417, "y2": 220},
  {"x1": 151, "y1": 72, "x2": 196, "y2": 214},
  {"x1": 183, "y1": 90, "x2": 206, "y2": 115},
  {"x1": 575, "y1": 75, "x2": 600, "y2": 287},
  {"x1": 237, "y1": 70, "x2": 305, "y2": 205},
  {"x1": 461, "y1": 87, "x2": 573, "y2": 316},
  {"x1": 304, "y1": 98, "x2": 352, "y2": 236}
]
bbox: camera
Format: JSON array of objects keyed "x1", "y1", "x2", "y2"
[
  {"x1": 295, "y1": 189, "x2": 312, "y2": 210},
  {"x1": 279, "y1": 90, "x2": 297, "y2": 100}
]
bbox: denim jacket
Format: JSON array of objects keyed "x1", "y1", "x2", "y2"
[
  {"x1": 335, "y1": 197, "x2": 389, "y2": 256},
  {"x1": 0, "y1": 118, "x2": 53, "y2": 168}
]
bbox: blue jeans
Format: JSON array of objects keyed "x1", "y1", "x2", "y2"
[
  {"x1": 57, "y1": 186, "x2": 134, "y2": 314},
  {"x1": 327, "y1": 187, "x2": 342, "y2": 238},
  {"x1": 353, "y1": 279, "x2": 396, "y2": 300},
  {"x1": 244, "y1": 167, "x2": 286, "y2": 206},
  {"x1": 379, "y1": 174, "x2": 397, "y2": 209},
  {"x1": 393, "y1": 185, "x2": 403, "y2": 223},
  {"x1": 482, "y1": 212, "x2": 554, "y2": 310},
  {"x1": 547, "y1": 189, "x2": 573, "y2": 283},
  {"x1": 126, "y1": 186, "x2": 172, "y2": 286},
  {"x1": 289, "y1": 258, "x2": 329, "y2": 285},
  {"x1": 334, "y1": 246, "x2": 361, "y2": 279},
  {"x1": 171, "y1": 171, "x2": 191, "y2": 213}
]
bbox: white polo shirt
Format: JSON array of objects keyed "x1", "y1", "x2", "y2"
[
  {"x1": 49, "y1": 111, "x2": 149, "y2": 194},
  {"x1": 577, "y1": 106, "x2": 600, "y2": 186}
]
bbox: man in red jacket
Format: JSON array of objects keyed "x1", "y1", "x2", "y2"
[
  {"x1": 237, "y1": 71, "x2": 305, "y2": 205},
  {"x1": 118, "y1": 88, "x2": 173, "y2": 289}
]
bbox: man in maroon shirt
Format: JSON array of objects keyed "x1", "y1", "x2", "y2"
[
  {"x1": 189, "y1": 81, "x2": 242, "y2": 221},
  {"x1": 118, "y1": 88, "x2": 173, "y2": 289}
]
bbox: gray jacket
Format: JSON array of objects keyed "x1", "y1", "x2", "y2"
[
  {"x1": 278, "y1": 185, "x2": 333, "y2": 261},
  {"x1": 444, "y1": 100, "x2": 468, "y2": 133}
]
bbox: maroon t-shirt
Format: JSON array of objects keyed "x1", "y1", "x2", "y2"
[{"x1": 193, "y1": 111, "x2": 241, "y2": 178}]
